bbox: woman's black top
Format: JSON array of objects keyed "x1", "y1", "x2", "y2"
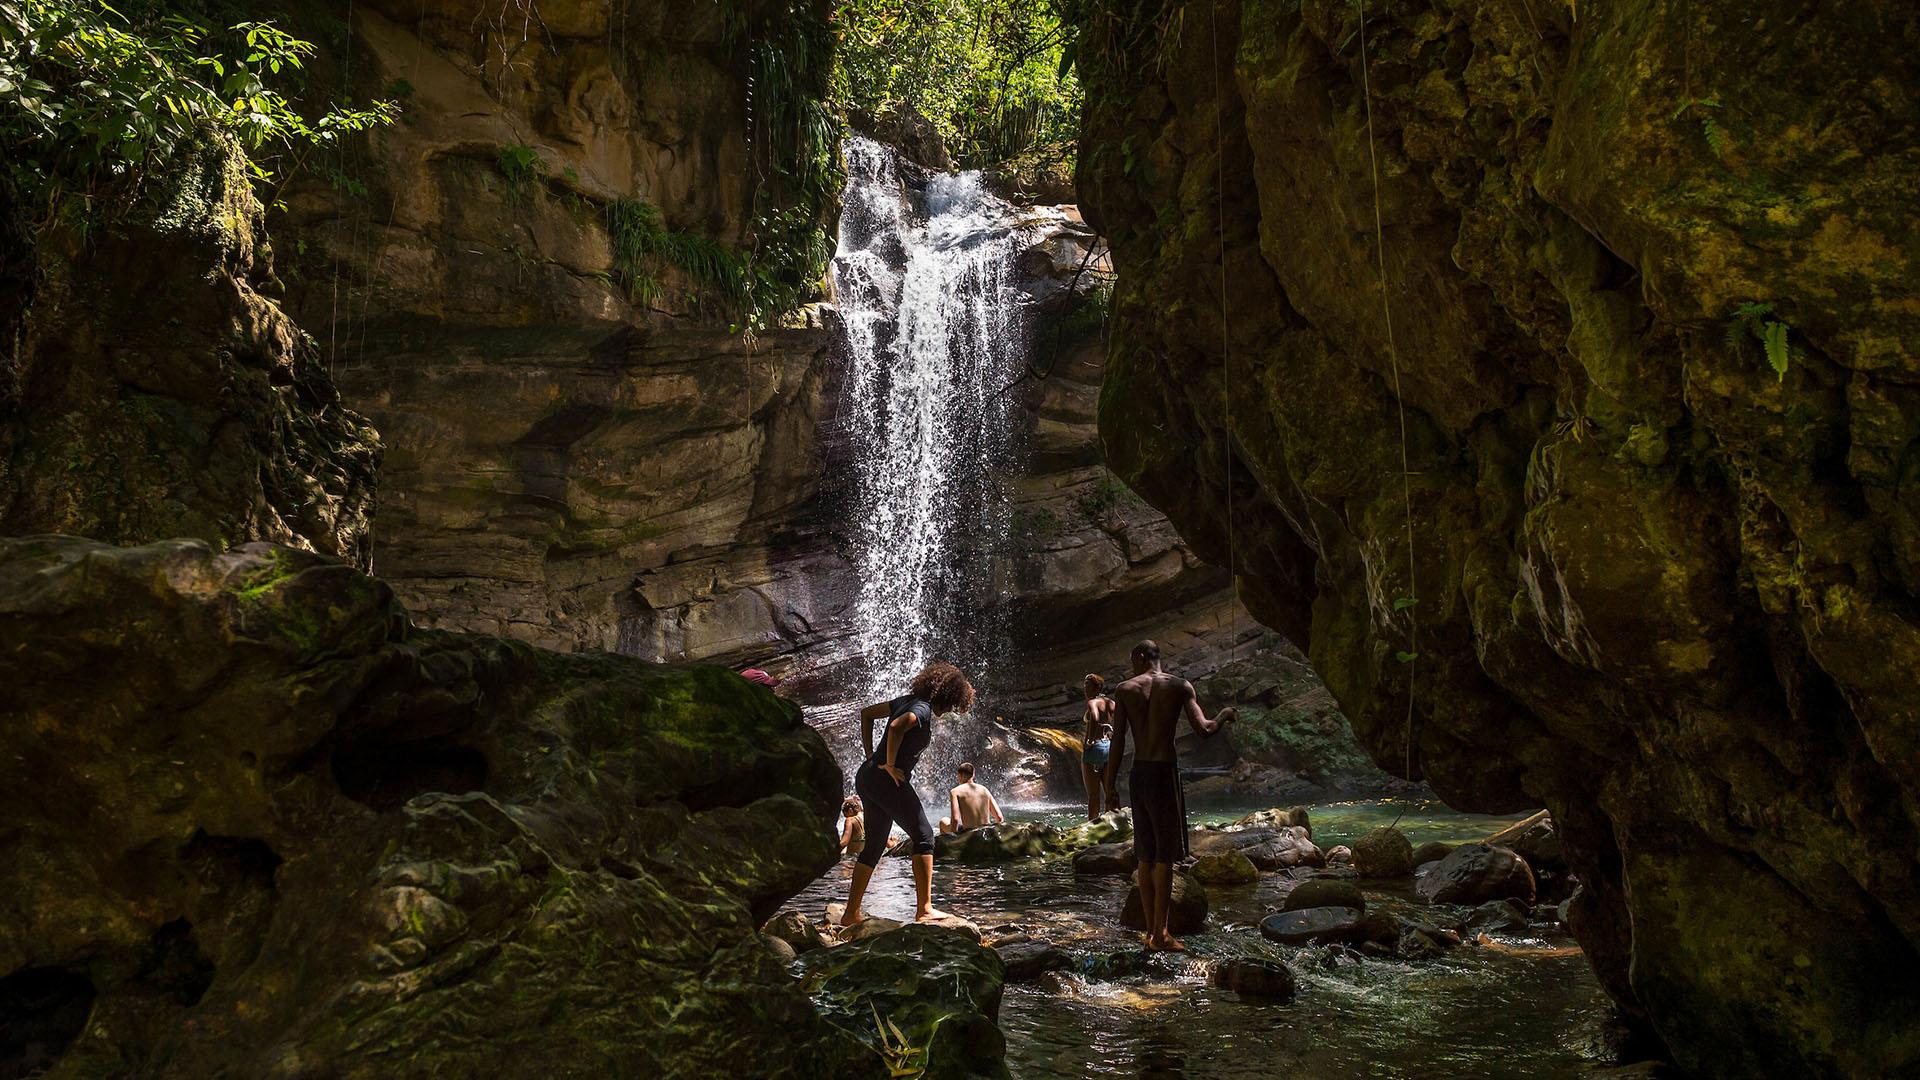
[{"x1": 869, "y1": 694, "x2": 934, "y2": 778}]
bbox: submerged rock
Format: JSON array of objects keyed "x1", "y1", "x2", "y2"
[
  {"x1": 1120, "y1": 872, "x2": 1210, "y2": 936},
  {"x1": 1282, "y1": 879, "x2": 1365, "y2": 913},
  {"x1": 800, "y1": 924, "x2": 1008, "y2": 1080},
  {"x1": 935, "y1": 822, "x2": 1062, "y2": 862},
  {"x1": 1352, "y1": 827, "x2": 1415, "y2": 878},
  {"x1": 1072, "y1": 842, "x2": 1137, "y2": 876},
  {"x1": 1189, "y1": 851, "x2": 1261, "y2": 885},
  {"x1": 0, "y1": 537, "x2": 866, "y2": 1077},
  {"x1": 1208, "y1": 957, "x2": 1297, "y2": 1001},
  {"x1": 1418, "y1": 844, "x2": 1538, "y2": 906},
  {"x1": 990, "y1": 937, "x2": 1071, "y2": 981},
  {"x1": 1325, "y1": 845, "x2": 1354, "y2": 866},
  {"x1": 1411, "y1": 841, "x2": 1454, "y2": 868},
  {"x1": 1259, "y1": 908, "x2": 1395, "y2": 948},
  {"x1": 1467, "y1": 899, "x2": 1534, "y2": 935}
]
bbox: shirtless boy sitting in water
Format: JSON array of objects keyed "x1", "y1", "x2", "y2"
[
  {"x1": 939, "y1": 762, "x2": 1005, "y2": 834},
  {"x1": 1105, "y1": 639, "x2": 1235, "y2": 952}
]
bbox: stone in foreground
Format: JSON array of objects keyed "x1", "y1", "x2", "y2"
[
  {"x1": 800, "y1": 924, "x2": 1009, "y2": 1080},
  {"x1": 0, "y1": 538, "x2": 866, "y2": 1078},
  {"x1": 1259, "y1": 908, "x2": 1395, "y2": 948},
  {"x1": 1190, "y1": 851, "x2": 1261, "y2": 885},
  {"x1": 1418, "y1": 844, "x2": 1538, "y2": 906},
  {"x1": 1208, "y1": 957, "x2": 1298, "y2": 1001},
  {"x1": 1351, "y1": 826, "x2": 1415, "y2": 878},
  {"x1": 1282, "y1": 878, "x2": 1366, "y2": 913}
]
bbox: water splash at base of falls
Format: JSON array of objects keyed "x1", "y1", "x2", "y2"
[{"x1": 829, "y1": 136, "x2": 1032, "y2": 783}]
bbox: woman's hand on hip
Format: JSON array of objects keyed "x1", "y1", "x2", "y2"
[{"x1": 881, "y1": 764, "x2": 905, "y2": 785}]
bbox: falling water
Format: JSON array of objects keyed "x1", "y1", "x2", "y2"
[{"x1": 831, "y1": 136, "x2": 1029, "y2": 772}]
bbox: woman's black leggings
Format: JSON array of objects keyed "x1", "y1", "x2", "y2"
[{"x1": 854, "y1": 760, "x2": 934, "y2": 866}]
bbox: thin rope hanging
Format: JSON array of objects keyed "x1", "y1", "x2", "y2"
[
  {"x1": 1210, "y1": 0, "x2": 1239, "y2": 669},
  {"x1": 1352, "y1": 0, "x2": 1423, "y2": 780}
]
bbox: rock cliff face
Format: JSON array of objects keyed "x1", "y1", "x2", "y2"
[
  {"x1": 0, "y1": 536, "x2": 870, "y2": 1079},
  {"x1": 269, "y1": 0, "x2": 844, "y2": 665},
  {"x1": 1075, "y1": 1, "x2": 1919, "y2": 1074},
  {"x1": 0, "y1": 140, "x2": 379, "y2": 567}
]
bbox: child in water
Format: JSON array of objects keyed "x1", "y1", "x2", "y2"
[{"x1": 837, "y1": 795, "x2": 865, "y2": 858}]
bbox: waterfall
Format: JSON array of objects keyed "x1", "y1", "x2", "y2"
[{"x1": 830, "y1": 136, "x2": 1029, "y2": 777}]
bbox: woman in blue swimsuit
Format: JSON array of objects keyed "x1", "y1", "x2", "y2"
[{"x1": 838, "y1": 661, "x2": 976, "y2": 927}]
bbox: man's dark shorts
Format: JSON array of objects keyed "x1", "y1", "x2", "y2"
[{"x1": 1130, "y1": 760, "x2": 1187, "y2": 863}]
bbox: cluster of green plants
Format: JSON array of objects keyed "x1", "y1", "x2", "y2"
[
  {"x1": 0, "y1": 0, "x2": 396, "y2": 235},
  {"x1": 833, "y1": 0, "x2": 1083, "y2": 168}
]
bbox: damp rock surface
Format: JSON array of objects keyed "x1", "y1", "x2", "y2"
[
  {"x1": 1073, "y1": 0, "x2": 1920, "y2": 1072},
  {"x1": 0, "y1": 536, "x2": 868, "y2": 1078}
]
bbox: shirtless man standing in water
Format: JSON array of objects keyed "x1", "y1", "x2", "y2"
[{"x1": 1104, "y1": 639, "x2": 1235, "y2": 951}]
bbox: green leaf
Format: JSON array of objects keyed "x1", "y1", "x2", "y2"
[
  {"x1": 1394, "y1": 651, "x2": 1419, "y2": 664},
  {"x1": 1392, "y1": 596, "x2": 1418, "y2": 612},
  {"x1": 1762, "y1": 321, "x2": 1790, "y2": 381}
]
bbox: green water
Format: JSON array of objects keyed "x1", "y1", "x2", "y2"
[{"x1": 794, "y1": 799, "x2": 1616, "y2": 1078}]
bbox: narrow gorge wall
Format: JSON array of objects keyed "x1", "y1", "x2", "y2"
[{"x1": 1075, "y1": 1, "x2": 1919, "y2": 1074}]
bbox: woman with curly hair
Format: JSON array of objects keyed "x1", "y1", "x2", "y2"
[{"x1": 837, "y1": 661, "x2": 976, "y2": 927}]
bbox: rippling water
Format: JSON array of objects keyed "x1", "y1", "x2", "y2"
[{"x1": 793, "y1": 800, "x2": 1614, "y2": 1079}]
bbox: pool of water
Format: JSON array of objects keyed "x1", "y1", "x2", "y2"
[{"x1": 792, "y1": 799, "x2": 1615, "y2": 1078}]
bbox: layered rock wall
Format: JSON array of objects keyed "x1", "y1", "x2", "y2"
[{"x1": 1075, "y1": 0, "x2": 1920, "y2": 1074}]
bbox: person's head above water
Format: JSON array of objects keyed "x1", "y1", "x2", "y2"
[
  {"x1": 955, "y1": 762, "x2": 975, "y2": 782},
  {"x1": 1082, "y1": 672, "x2": 1105, "y2": 700},
  {"x1": 911, "y1": 661, "x2": 976, "y2": 715},
  {"x1": 842, "y1": 795, "x2": 861, "y2": 816},
  {"x1": 1130, "y1": 639, "x2": 1162, "y2": 675}
]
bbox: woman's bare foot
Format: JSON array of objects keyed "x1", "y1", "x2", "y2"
[
  {"x1": 1150, "y1": 932, "x2": 1187, "y2": 952},
  {"x1": 915, "y1": 907, "x2": 954, "y2": 923}
]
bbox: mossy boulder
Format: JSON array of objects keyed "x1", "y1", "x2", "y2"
[
  {"x1": 799, "y1": 924, "x2": 1009, "y2": 1080},
  {"x1": 0, "y1": 537, "x2": 870, "y2": 1078},
  {"x1": 1189, "y1": 851, "x2": 1261, "y2": 885},
  {"x1": 1351, "y1": 827, "x2": 1415, "y2": 879}
]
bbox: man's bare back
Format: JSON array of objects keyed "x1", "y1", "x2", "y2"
[
  {"x1": 949, "y1": 778, "x2": 1004, "y2": 830},
  {"x1": 1110, "y1": 671, "x2": 1197, "y2": 763}
]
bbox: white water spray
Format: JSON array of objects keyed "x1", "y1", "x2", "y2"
[{"x1": 831, "y1": 136, "x2": 1029, "y2": 766}]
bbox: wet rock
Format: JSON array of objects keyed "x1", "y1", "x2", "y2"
[
  {"x1": 1072, "y1": 842, "x2": 1137, "y2": 876},
  {"x1": 1467, "y1": 899, "x2": 1535, "y2": 935},
  {"x1": 1418, "y1": 844, "x2": 1538, "y2": 906},
  {"x1": 0, "y1": 537, "x2": 867, "y2": 1077},
  {"x1": 825, "y1": 907, "x2": 983, "y2": 944},
  {"x1": 1231, "y1": 806, "x2": 1313, "y2": 837},
  {"x1": 1058, "y1": 810, "x2": 1133, "y2": 849},
  {"x1": 1191, "y1": 825, "x2": 1322, "y2": 870},
  {"x1": 1208, "y1": 957, "x2": 1297, "y2": 1001},
  {"x1": 1259, "y1": 908, "x2": 1396, "y2": 948},
  {"x1": 1325, "y1": 845, "x2": 1354, "y2": 866},
  {"x1": 1411, "y1": 841, "x2": 1454, "y2": 868},
  {"x1": 763, "y1": 934, "x2": 799, "y2": 964},
  {"x1": 936, "y1": 821, "x2": 1063, "y2": 862},
  {"x1": 1351, "y1": 827, "x2": 1414, "y2": 878},
  {"x1": 1121, "y1": 872, "x2": 1210, "y2": 936},
  {"x1": 1190, "y1": 851, "x2": 1261, "y2": 885},
  {"x1": 991, "y1": 937, "x2": 1071, "y2": 982},
  {"x1": 1282, "y1": 879, "x2": 1365, "y2": 913},
  {"x1": 765, "y1": 910, "x2": 833, "y2": 953},
  {"x1": 799, "y1": 924, "x2": 1007, "y2": 1080}
]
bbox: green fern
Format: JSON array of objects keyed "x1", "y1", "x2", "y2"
[
  {"x1": 1725, "y1": 301, "x2": 1794, "y2": 382},
  {"x1": 1761, "y1": 321, "x2": 1790, "y2": 381},
  {"x1": 496, "y1": 143, "x2": 539, "y2": 203}
]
